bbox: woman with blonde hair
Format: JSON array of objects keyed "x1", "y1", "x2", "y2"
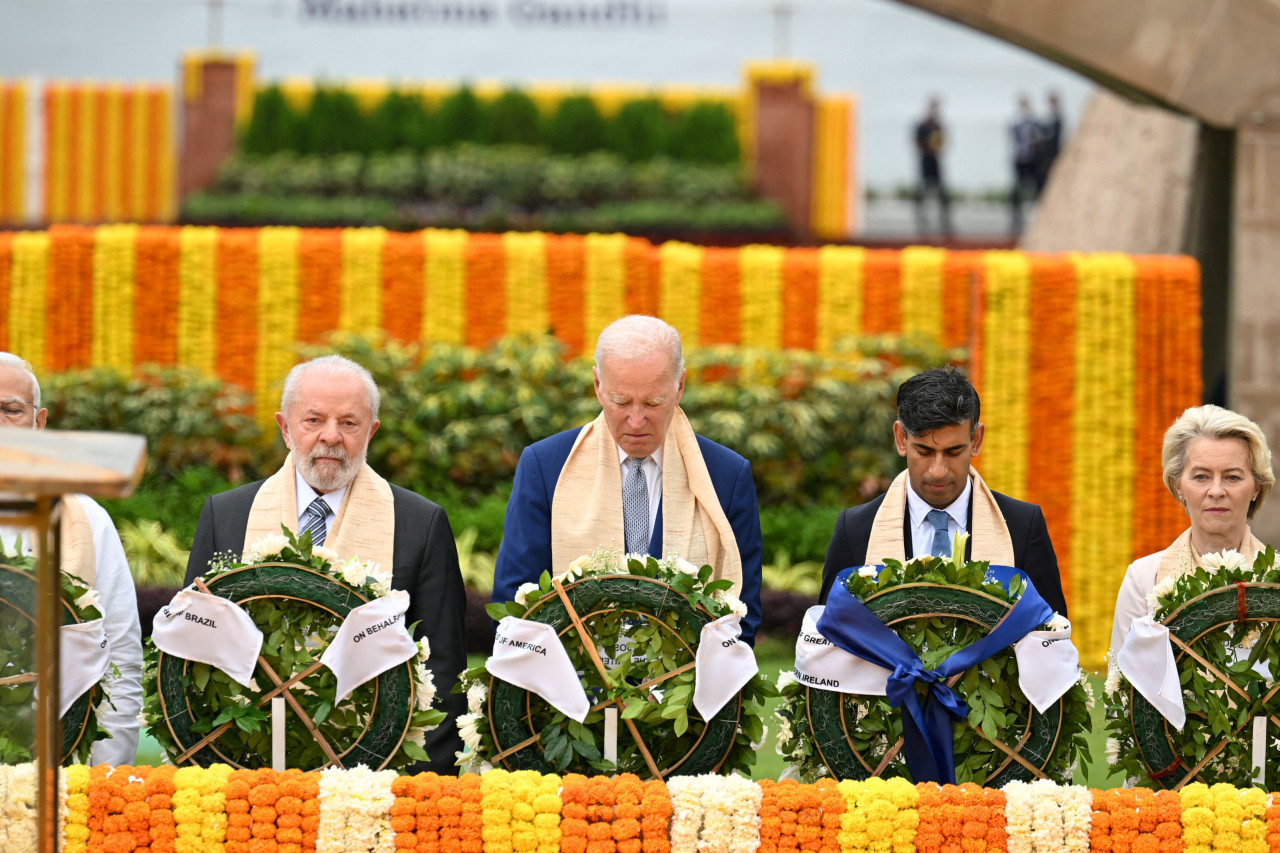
[{"x1": 1109, "y1": 404, "x2": 1275, "y2": 657}]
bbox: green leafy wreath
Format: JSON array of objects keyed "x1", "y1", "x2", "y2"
[
  {"x1": 456, "y1": 549, "x2": 776, "y2": 778},
  {"x1": 774, "y1": 551, "x2": 1092, "y2": 784},
  {"x1": 1105, "y1": 546, "x2": 1280, "y2": 789},
  {"x1": 0, "y1": 540, "x2": 111, "y2": 765},
  {"x1": 142, "y1": 527, "x2": 445, "y2": 771}
]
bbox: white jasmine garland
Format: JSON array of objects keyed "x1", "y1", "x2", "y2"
[
  {"x1": 667, "y1": 776, "x2": 705, "y2": 853},
  {"x1": 1002, "y1": 781, "x2": 1033, "y2": 853},
  {"x1": 1060, "y1": 784, "x2": 1093, "y2": 853},
  {"x1": 514, "y1": 582, "x2": 540, "y2": 606}
]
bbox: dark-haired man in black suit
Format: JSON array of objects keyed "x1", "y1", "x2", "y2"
[{"x1": 817, "y1": 367, "x2": 1067, "y2": 616}]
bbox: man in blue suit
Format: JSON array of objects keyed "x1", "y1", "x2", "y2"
[{"x1": 492, "y1": 315, "x2": 764, "y2": 640}]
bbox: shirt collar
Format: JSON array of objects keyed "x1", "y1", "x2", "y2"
[
  {"x1": 905, "y1": 474, "x2": 972, "y2": 530},
  {"x1": 615, "y1": 444, "x2": 664, "y2": 472}
]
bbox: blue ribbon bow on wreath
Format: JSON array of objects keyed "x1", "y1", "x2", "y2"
[{"x1": 814, "y1": 564, "x2": 1053, "y2": 784}]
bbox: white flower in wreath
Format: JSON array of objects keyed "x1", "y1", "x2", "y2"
[
  {"x1": 1239, "y1": 627, "x2": 1261, "y2": 649},
  {"x1": 417, "y1": 638, "x2": 431, "y2": 662},
  {"x1": 311, "y1": 545, "x2": 340, "y2": 565},
  {"x1": 364, "y1": 561, "x2": 391, "y2": 587},
  {"x1": 514, "y1": 582, "x2": 540, "y2": 606},
  {"x1": 773, "y1": 716, "x2": 793, "y2": 750},
  {"x1": 1105, "y1": 737, "x2": 1120, "y2": 763},
  {"x1": 369, "y1": 581, "x2": 389, "y2": 598},
  {"x1": 713, "y1": 590, "x2": 749, "y2": 619},
  {"x1": 1044, "y1": 613, "x2": 1069, "y2": 632},
  {"x1": 565, "y1": 554, "x2": 592, "y2": 580},
  {"x1": 1103, "y1": 660, "x2": 1122, "y2": 696},
  {"x1": 75, "y1": 588, "x2": 101, "y2": 612},
  {"x1": 1202, "y1": 549, "x2": 1247, "y2": 572},
  {"x1": 406, "y1": 727, "x2": 427, "y2": 749},
  {"x1": 1080, "y1": 676, "x2": 1096, "y2": 712},
  {"x1": 415, "y1": 666, "x2": 436, "y2": 712},
  {"x1": 457, "y1": 713, "x2": 483, "y2": 751},
  {"x1": 243, "y1": 534, "x2": 289, "y2": 563},
  {"x1": 675, "y1": 558, "x2": 700, "y2": 576},
  {"x1": 467, "y1": 682, "x2": 488, "y2": 715},
  {"x1": 340, "y1": 559, "x2": 367, "y2": 587},
  {"x1": 857, "y1": 566, "x2": 878, "y2": 579},
  {"x1": 1146, "y1": 575, "x2": 1178, "y2": 612},
  {"x1": 776, "y1": 670, "x2": 796, "y2": 690}
]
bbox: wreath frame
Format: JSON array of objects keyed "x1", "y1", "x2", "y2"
[
  {"x1": 0, "y1": 562, "x2": 101, "y2": 764},
  {"x1": 1123, "y1": 581, "x2": 1280, "y2": 790},
  {"x1": 801, "y1": 581, "x2": 1067, "y2": 785},
  {"x1": 485, "y1": 573, "x2": 743, "y2": 778},
  {"x1": 151, "y1": 561, "x2": 416, "y2": 771}
]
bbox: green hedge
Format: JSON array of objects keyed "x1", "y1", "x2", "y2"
[{"x1": 239, "y1": 84, "x2": 740, "y2": 165}]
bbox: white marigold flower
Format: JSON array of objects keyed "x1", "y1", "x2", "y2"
[
  {"x1": 1204, "y1": 549, "x2": 1247, "y2": 572},
  {"x1": 341, "y1": 561, "x2": 367, "y2": 587},
  {"x1": 467, "y1": 682, "x2": 488, "y2": 714},
  {"x1": 776, "y1": 670, "x2": 797, "y2": 690},
  {"x1": 244, "y1": 534, "x2": 289, "y2": 563},
  {"x1": 857, "y1": 565, "x2": 878, "y2": 579},
  {"x1": 75, "y1": 588, "x2": 101, "y2": 612},
  {"x1": 311, "y1": 545, "x2": 340, "y2": 565},
  {"x1": 1104, "y1": 661, "x2": 1122, "y2": 696},
  {"x1": 457, "y1": 713, "x2": 483, "y2": 751},
  {"x1": 514, "y1": 582, "x2": 540, "y2": 606},
  {"x1": 675, "y1": 558, "x2": 700, "y2": 576}
]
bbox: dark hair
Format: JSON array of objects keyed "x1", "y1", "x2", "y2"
[{"x1": 896, "y1": 367, "x2": 980, "y2": 436}]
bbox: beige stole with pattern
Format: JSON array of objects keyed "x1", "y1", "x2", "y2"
[
  {"x1": 59, "y1": 494, "x2": 97, "y2": 586},
  {"x1": 242, "y1": 453, "x2": 396, "y2": 571},
  {"x1": 864, "y1": 467, "x2": 1015, "y2": 566},
  {"x1": 550, "y1": 409, "x2": 743, "y2": 594},
  {"x1": 1153, "y1": 526, "x2": 1266, "y2": 586}
]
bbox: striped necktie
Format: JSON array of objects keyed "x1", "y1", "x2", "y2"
[
  {"x1": 623, "y1": 456, "x2": 649, "y2": 555},
  {"x1": 301, "y1": 496, "x2": 332, "y2": 547}
]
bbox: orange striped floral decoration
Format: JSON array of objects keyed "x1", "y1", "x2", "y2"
[
  {"x1": 297, "y1": 229, "x2": 342, "y2": 343},
  {"x1": 861, "y1": 250, "x2": 901, "y2": 335},
  {"x1": 547, "y1": 232, "x2": 587, "y2": 355},
  {"x1": 624, "y1": 236, "x2": 659, "y2": 319},
  {"x1": 900, "y1": 246, "x2": 946, "y2": 344},
  {"x1": 816, "y1": 245, "x2": 864, "y2": 352},
  {"x1": 257, "y1": 226, "x2": 301, "y2": 425},
  {"x1": 1024, "y1": 253, "x2": 1077, "y2": 599},
  {"x1": 91, "y1": 224, "x2": 138, "y2": 375},
  {"x1": 339, "y1": 226, "x2": 385, "y2": 334},
  {"x1": 503, "y1": 231, "x2": 549, "y2": 339},
  {"x1": 941, "y1": 251, "x2": 979, "y2": 351},
  {"x1": 583, "y1": 233, "x2": 628, "y2": 348},
  {"x1": 0, "y1": 232, "x2": 11, "y2": 351},
  {"x1": 176, "y1": 226, "x2": 218, "y2": 376},
  {"x1": 657, "y1": 241, "x2": 703, "y2": 345},
  {"x1": 0, "y1": 82, "x2": 25, "y2": 225},
  {"x1": 133, "y1": 228, "x2": 181, "y2": 366},
  {"x1": 465, "y1": 232, "x2": 505, "y2": 348},
  {"x1": 739, "y1": 244, "x2": 784, "y2": 350},
  {"x1": 382, "y1": 230, "x2": 425, "y2": 343},
  {"x1": 977, "y1": 251, "x2": 1032, "y2": 500},
  {"x1": 215, "y1": 229, "x2": 259, "y2": 400},
  {"x1": 423, "y1": 228, "x2": 467, "y2": 346},
  {"x1": 43, "y1": 225, "x2": 94, "y2": 372},
  {"x1": 700, "y1": 247, "x2": 741, "y2": 345},
  {"x1": 780, "y1": 248, "x2": 819, "y2": 351}
]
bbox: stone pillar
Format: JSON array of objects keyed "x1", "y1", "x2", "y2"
[
  {"x1": 751, "y1": 78, "x2": 814, "y2": 239},
  {"x1": 1230, "y1": 115, "x2": 1280, "y2": 541},
  {"x1": 179, "y1": 59, "x2": 241, "y2": 201}
]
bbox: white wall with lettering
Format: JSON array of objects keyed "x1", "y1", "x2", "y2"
[{"x1": 0, "y1": 0, "x2": 1094, "y2": 190}]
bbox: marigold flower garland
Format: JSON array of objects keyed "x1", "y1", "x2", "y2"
[
  {"x1": 836, "y1": 777, "x2": 919, "y2": 853},
  {"x1": 1001, "y1": 780, "x2": 1090, "y2": 853},
  {"x1": 317, "y1": 764, "x2": 397, "y2": 853}
]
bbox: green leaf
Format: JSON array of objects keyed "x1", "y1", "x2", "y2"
[
  {"x1": 484, "y1": 602, "x2": 510, "y2": 621},
  {"x1": 674, "y1": 709, "x2": 689, "y2": 736}
]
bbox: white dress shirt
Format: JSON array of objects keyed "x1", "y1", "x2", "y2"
[
  {"x1": 294, "y1": 471, "x2": 347, "y2": 532},
  {"x1": 905, "y1": 476, "x2": 972, "y2": 559},
  {"x1": 615, "y1": 445, "x2": 663, "y2": 550}
]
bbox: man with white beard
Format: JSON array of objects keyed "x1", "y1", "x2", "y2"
[{"x1": 184, "y1": 354, "x2": 466, "y2": 771}]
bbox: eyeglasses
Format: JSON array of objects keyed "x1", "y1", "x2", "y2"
[{"x1": 0, "y1": 400, "x2": 35, "y2": 421}]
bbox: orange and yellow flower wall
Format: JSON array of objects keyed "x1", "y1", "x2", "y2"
[{"x1": 0, "y1": 226, "x2": 1199, "y2": 666}]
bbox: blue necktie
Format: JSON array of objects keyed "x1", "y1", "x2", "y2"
[
  {"x1": 623, "y1": 457, "x2": 649, "y2": 555},
  {"x1": 301, "y1": 497, "x2": 332, "y2": 547},
  {"x1": 926, "y1": 509, "x2": 950, "y2": 557}
]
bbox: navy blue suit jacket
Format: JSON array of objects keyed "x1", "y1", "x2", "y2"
[{"x1": 492, "y1": 427, "x2": 764, "y2": 641}]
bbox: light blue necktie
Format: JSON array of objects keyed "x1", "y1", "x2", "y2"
[
  {"x1": 623, "y1": 457, "x2": 649, "y2": 555},
  {"x1": 926, "y1": 509, "x2": 951, "y2": 557},
  {"x1": 301, "y1": 496, "x2": 332, "y2": 547}
]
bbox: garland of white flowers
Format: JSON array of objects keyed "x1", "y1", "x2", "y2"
[
  {"x1": 316, "y1": 765, "x2": 398, "y2": 853},
  {"x1": 666, "y1": 774, "x2": 761, "y2": 853},
  {"x1": 1105, "y1": 546, "x2": 1280, "y2": 787},
  {"x1": 144, "y1": 526, "x2": 443, "y2": 770},
  {"x1": 1003, "y1": 780, "x2": 1092, "y2": 853}
]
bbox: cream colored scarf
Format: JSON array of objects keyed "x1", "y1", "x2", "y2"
[
  {"x1": 865, "y1": 467, "x2": 1016, "y2": 566},
  {"x1": 550, "y1": 409, "x2": 743, "y2": 594},
  {"x1": 243, "y1": 453, "x2": 396, "y2": 571},
  {"x1": 60, "y1": 494, "x2": 96, "y2": 586},
  {"x1": 1154, "y1": 526, "x2": 1266, "y2": 586}
]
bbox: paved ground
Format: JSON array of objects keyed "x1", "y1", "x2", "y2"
[{"x1": 856, "y1": 198, "x2": 1038, "y2": 249}]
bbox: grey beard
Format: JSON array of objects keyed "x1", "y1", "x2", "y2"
[{"x1": 298, "y1": 445, "x2": 363, "y2": 492}]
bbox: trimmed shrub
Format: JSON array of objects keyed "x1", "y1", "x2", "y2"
[
  {"x1": 545, "y1": 95, "x2": 610, "y2": 155},
  {"x1": 667, "y1": 102, "x2": 740, "y2": 164},
  {"x1": 610, "y1": 98, "x2": 670, "y2": 161},
  {"x1": 487, "y1": 88, "x2": 543, "y2": 146},
  {"x1": 300, "y1": 86, "x2": 368, "y2": 155},
  {"x1": 434, "y1": 85, "x2": 489, "y2": 145},
  {"x1": 368, "y1": 89, "x2": 434, "y2": 152},
  {"x1": 240, "y1": 85, "x2": 304, "y2": 155}
]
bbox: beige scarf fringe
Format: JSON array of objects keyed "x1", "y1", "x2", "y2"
[
  {"x1": 1154, "y1": 526, "x2": 1266, "y2": 586},
  {"x1": 243, "y1": 453, "x2": 396, "y2": 572},
  {"x1": 550, "y1": 409, "x2": 743, "y2": 594},
  {"x1": 864, "y1": 467, "x2": 1016, "y2": 566},
  {"x1": 59, "y1": 494, "x2": 97, "y2": 586}
]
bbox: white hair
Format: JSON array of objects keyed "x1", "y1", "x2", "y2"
[
  {"x1": 0, "y1": 352, "x2": 40, "y2": 408},
  {"x1": 280, "y1": 355, "x2": 380, "y2": 419},
  {"x1": 593, "y1": 315, "x2": 684, "y2": 379}
]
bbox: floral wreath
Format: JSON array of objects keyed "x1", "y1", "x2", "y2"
[
  {"x1": 1104, "y1": 546, "x2": 1280, "y2": 788},
  {"x1": 143, "y1": 526, "x2": 445, "y2": 771},
  {"x1": 774, "y1": 549, "x2": 1092, "y2": 784},
  {"x1": 456, "y1": 548, "x2": 776, "y2": 778},
  {"x1": 0, "y1": 538, "x2": 113, "y2": 764}
]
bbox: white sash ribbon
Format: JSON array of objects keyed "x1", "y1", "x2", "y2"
[
  {"x1": 1117, "y1": 614, "x2": 1186, "y2": 730},
  {"x1": 693, "y1": 614, "x2": 758, "y2": 719},
  {"x1": 59, "y1": 618, "x2": 109, "y2": 717},
  {"x1": 489, "y1": 617, "x2": 590, "y2": 722},
  {"x1": 320, "y1": 591, "x2": 418, "y2": 702},
  {"x1": 152, "y1": 590, "x2": 264, "y2": 688}
]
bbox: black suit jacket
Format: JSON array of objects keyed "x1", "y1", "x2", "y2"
[
  {"x1": 817, "y1": 489, "x2": 1068, "y2": 617},
  {"x1": 185, "y1": 478, "x2": 467, "y2": 773}
]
